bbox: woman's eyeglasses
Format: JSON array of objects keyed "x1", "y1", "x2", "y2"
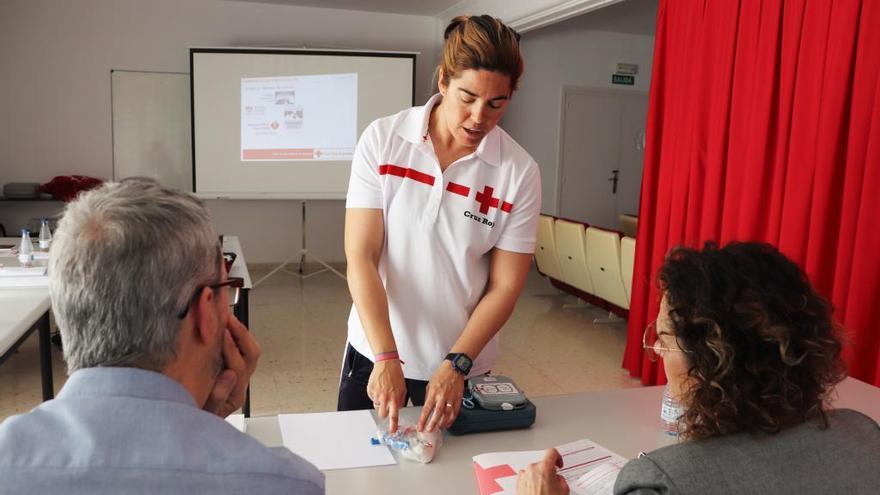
[{"x1": 642, "y1": 320, "x2": 689, "y2": 362}]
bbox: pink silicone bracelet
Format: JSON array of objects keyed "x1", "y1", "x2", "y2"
[{"x1": 375, "y1": 351, "x2": 404, "y2": 364}]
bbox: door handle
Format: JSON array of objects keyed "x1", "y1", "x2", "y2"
[{"x1": 608, "y1": 170, "x2": 619, "y2": 194}]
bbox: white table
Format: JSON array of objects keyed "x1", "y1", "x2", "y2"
[
  {"x1": 222, "y1": 235, "x2": 253, "y2": 416},
  {"x1": 0, "y1": 235, "x2": 253, "y2": 406},
  {"x1": 223, "y1": 235, "x2": 252, "y2": 290},
  {"x1": 0, "y1": 237, "x2": 53, "y2": 400},
  {"x1": 245, "y1": 377, "x2": 880, "y2": 494}
]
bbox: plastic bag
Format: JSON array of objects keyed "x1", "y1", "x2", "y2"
[{"x1": 372, "y1": 420, "x2": 443, "y2": 463}]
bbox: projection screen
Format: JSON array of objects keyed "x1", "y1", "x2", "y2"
[{"x1": 191, "y1": 48, "x2": 416, "y2": 199}]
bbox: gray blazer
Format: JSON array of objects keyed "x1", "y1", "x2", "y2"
[{"x1": 614, "y1": 409, "x2": 880, "y2": 495}]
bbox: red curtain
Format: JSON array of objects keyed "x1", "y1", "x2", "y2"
[{"x1": 623, "y1": 0, "x2": 880, "y2": 386}]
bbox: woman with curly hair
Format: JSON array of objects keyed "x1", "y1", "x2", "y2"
[{"x1": 518, "y1": 242, "x2": 880, "y2": 495}]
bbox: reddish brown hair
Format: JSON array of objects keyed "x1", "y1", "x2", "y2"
[{"x1": 440, "y1": 15, "x2": 524, "y2": 91}]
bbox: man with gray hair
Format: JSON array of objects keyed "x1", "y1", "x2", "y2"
[{"x1": 0, "y1": 179, "x2": 324, "y2": 494}]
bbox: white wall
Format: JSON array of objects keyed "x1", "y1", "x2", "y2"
[
  {"x1": 500, "y1": 13, "x2": 655, "y2": 214},
  {"x1": 0, "y1": 0, "x2": 439, "y2": 262}
]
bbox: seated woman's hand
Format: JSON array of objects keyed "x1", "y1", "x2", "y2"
[{"x1": 516, "y1": 449, "x2": 569, "y2": 495}]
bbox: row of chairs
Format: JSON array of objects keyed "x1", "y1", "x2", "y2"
[{"x1": 534, "y1": 214, "x2": 636, "y2": 317}]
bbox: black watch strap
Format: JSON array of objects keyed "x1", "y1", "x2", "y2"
[{"x1": 445, "y1": 352, "x2": 473, "y2": 376}]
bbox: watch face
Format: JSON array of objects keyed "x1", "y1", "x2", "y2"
[{"x1": 455, "y1": 355, "x2": 472, "y2": 370}]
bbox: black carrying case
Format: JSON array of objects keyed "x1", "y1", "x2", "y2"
[{"x1": 448, "y1": 399, "x2": 537, "y2": 436}]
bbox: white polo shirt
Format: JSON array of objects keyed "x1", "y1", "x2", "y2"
[{"x1": 345, "y1": 94, "x2": 541, "y2": 381}]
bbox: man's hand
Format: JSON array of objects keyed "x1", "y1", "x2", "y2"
[
  {"x1": 516, "y1": 449, "x2": 569, "y2": 495},
  {"x1": 417, "y1": 360, "x2": 465, "y2": 432},
  {"x1": 204, "y1": 315, "x2": 260, "y2": 417},
  {"x1": 368, "y1": 359, "x2": 407, "y2": 433}
]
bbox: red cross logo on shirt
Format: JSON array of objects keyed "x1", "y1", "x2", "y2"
[
  {"x1": 475, "y1": 186, "x2": 500, "y2": 214},
  {"x1": 475, "y1": 185, "x2": 514, "y2": 214}
]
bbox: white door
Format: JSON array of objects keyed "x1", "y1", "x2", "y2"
[
  {"x1": 558, "y1": 87, "x2": 648, "y2": 229},
  {"x1": 616, "y1": 95, "x2": 648, "y2": 218}
]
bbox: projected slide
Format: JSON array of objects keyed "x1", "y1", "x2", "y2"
[{"x1": 241, "y1": 73, "x2": 357, "y2": 161}]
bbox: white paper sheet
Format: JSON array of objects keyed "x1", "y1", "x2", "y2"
[
  {"x1": 472, "y1": 438, "x2": 627, "y2": 495},
  {"x1": 225, "y1": 414, "x2": 245, "y2": 433},
  {"x1": 278, "y1": 410, "x2": 396, "y2": 470},
  {"x1": 0, "y1": 266, "x2": 47, "y2": 277},
  {"x1": 0, "y1": 276, "x2": 49, "y2": 288}
]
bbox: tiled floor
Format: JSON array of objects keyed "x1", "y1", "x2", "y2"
[{"x1": 0, "y1": 265, "x2": 641, "y2": 421}]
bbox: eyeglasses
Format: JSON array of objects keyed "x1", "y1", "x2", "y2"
[
  {"x1": 176, "y1": 277, "x2": 244, "y2": 319},
  {"x1": 642, "y1": 320, "x2": 689, "y2": 362}
]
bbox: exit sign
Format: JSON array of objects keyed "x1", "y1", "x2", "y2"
[{"x1": 612, "y1": 74, "x2": 635, "y2": 85}]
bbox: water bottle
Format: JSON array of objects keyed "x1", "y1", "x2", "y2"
[
  {"x1": 38, "y1": 218, "x2": 52, "y2": 249},
  {"x1": 660, "y1": 384, "x2": 684, "y2": 436},
  {"x1": 18, "y1": 229, "x2": 34, "y2": 266}
]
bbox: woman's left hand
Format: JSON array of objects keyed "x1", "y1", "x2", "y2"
[{"x1": 417, "y1": 360, "x2": 465, "y2": 431}]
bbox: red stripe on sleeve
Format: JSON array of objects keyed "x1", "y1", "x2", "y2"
[
  {"x1": 446, "y1": 182, "x2": 470, "y2": 197},
  {"x1": 501, "y1": 201, "x2": 513, "y2": 213}
]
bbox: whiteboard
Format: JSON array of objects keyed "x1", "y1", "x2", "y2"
[{"x1": 111, "y1": 70, "x2": 192, "y2": 191}]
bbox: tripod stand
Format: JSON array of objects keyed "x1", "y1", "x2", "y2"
[{"x1": 253, "y1": 200, "x2": 346, "y2": 287}]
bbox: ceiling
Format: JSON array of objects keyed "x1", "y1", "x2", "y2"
[
  {"x1": 220, "y1": 0, "x2": 658, "y2": 36},
  {"x1": 222, "y1": 0, "x2": 463, "y2": 17},
  {"x1": 548, "y1": 0, "x2": 658, "y2": 36}
]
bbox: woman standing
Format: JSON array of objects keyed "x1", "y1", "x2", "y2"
[{"x1": 339, "y1": 15, "x2": 541, "y2": 433}]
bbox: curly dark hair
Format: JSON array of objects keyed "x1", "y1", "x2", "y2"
[{"x1": 658, "y1": 241, "x2": 846, "y2": 441}]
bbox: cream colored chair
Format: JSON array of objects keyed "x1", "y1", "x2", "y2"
[
  {"x1": 585, "y1": 227, "x2": 629, "y2": 310},
  {"x1": 620, "y1": 236, "x2": 636, "y2": 307},
  {"x1": 535, "y1": 214, "x2": 563, "y2": 280},
  {"x1": 553, "y1": 219, "x2": 595, "y2": 294},
  {"x1": 618, "y1": 214, "x2": 638, "y2": 238}
]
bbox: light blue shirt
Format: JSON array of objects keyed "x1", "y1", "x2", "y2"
[{"x1": 0, "y1": 367, "x2": 324, "y2": 494}]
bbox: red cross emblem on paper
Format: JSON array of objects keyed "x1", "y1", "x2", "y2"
[
  {"x1": 475, "y1": 185, "x2": 514, "y2": 214},
  {"x1": 473, "y1": 461, "x2": 517, "y2": 494}
]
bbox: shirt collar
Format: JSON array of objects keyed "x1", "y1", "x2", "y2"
[
  {"x1": 57, "y1": 367, "x2": 197, "y2": 407},
  {"x1": 397, "y1": 93, "x2": 502, "y2": 167}
]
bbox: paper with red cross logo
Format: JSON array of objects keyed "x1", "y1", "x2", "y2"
[{"x1": 472, "y1": 439, "x2": 627, "y2": 495}]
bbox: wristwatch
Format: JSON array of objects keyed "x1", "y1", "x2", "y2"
[{"x1": 445, "y1": 353, "x2": 473, "y2": 376}]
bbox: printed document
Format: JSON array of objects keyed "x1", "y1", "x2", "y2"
[{"x1": 473, "y1": 438, "x2": 627, "y2": 495}]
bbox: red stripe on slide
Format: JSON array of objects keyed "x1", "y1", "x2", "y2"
[{"x1": 446, "y1": 182, "x2": 470, "y2": 196}]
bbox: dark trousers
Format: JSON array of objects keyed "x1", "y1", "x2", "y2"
[{"x1": 337, "y1": 344, "x2": 429, "y2": 411}]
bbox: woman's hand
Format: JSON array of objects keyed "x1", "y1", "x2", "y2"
[
  {"x1": 418, "y1": 360, "x2": 465, "y2": 432},
  {"x1": 516, "y1": 449, "x2": 569, "y2": 495},
  {"x1": 367, "y1": 359, "x2": 407, "y2": 433}
]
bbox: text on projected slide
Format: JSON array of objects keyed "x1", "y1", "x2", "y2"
[{"x1": 241, "y1": 73, "x2": 357, "y2": 161}]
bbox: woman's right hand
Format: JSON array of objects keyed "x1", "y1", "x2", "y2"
[
  {"x1": 367, "y1": 359, "x2": 407, "y2": 433},
  {"x1": 516, "y1": 449, "x2": 569, "y2": 495}
]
